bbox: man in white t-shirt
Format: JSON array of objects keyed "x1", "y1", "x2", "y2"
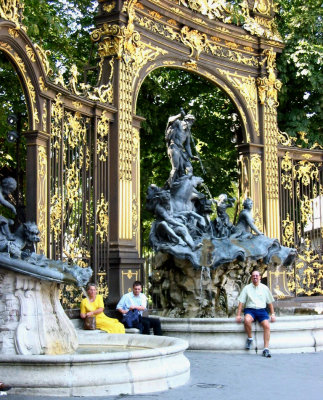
[
  {"x1": 236, "y1": 270, "x2": 276, "y2": 357},
  {"x1": 117, "y1": 281, "x2": 162, "y2": 335}
]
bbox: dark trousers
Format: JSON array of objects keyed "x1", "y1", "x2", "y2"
[{"x1": 141, "y1": 316, "x2": 162, "y2": 336}]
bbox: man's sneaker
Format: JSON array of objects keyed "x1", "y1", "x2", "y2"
[
  {"x1": 262, "y1": 349, "x2": 271, "y2": 358},
  {"x1": 245, "y1": 338, "x2": 253, "y2": 350}
]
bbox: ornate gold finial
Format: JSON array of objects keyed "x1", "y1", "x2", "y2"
[
  {"x1": 0, "y1": 0, "x2": 25, "y2": 29},
  {"x1": 257, "y1": 48, "x2": 282, "y2": 108}
]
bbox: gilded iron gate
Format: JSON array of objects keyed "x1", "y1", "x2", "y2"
[{"x1": 274, "y1": 144, "x2": 323, "y2": 298}]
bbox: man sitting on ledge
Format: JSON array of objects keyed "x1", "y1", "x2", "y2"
[
  {"x1": 236, "y1": 269, "x2": 276, "y2": 358},
  {"x1": 117, "y1": 281, "x2": 162, "y2": 336}
]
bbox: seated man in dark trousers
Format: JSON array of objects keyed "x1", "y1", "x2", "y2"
[
  {"x1": 117, "y1": 281, "x2": 162, "y2": 335},
  {"x1": 236, "y1": 269, "x2": 276, "y2": 358}
]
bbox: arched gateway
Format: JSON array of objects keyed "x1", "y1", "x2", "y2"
[{"x1": 0, "y1": 0, "x2": 322, "y2": 305}]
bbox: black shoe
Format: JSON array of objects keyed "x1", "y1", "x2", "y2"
[
  {"x1": 262, "y1": 349, "x2": 271, "y2": 358},
  {"x1": 0, "y1": 383, "x2": 11, "y2": 391},
  {"x1": 245, "y1": 338, "x2": 253, "y2": 350}
]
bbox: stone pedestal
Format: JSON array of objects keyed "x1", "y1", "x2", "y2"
[{"x1": 0, "y1": 268, "x2": 78, "y2": 355}]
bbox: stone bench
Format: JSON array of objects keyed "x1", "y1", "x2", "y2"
[{"x1": 71, "y1": 317, "x2": 140, "y2": 334}]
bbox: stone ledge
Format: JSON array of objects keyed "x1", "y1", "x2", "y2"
[
  {"x1": 160, "y1": 315, "x2": 323, "y2": 353},
  {"x1": 71, "y1": 318, "x2": 140, "y2": 334}
]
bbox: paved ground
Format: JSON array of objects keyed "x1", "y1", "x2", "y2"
[{"x1": 5, "y1": 350, "x2": 323, "y2": 400}]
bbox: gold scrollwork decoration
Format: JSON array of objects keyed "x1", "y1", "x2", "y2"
[
  {"x1": 97, "y1": 111, "x2": 110, "y2": 162},
  {"x1": 281, "y1": 213, "x2": 294, "y2": 248},
  {"x1": 250, "y1": 154, "x2": 261, "y2": 183},
  {"x1": 180, "y1": 26, "x2": 207, "y2": 60},
  {"x1": 51, "y1": 93, "x2": 63, "y2": 150},
  {"x1": 34, "y1": 44, "x2": 53, "y2": 76},
  {"x1": 50, "y1": 189, "x2": 63, "y2": 241},
  {"x1": 217, "y1": 69, "x2": 259, "y2": 135},
  {"x1": 103, "y1": 1, "x2": 116, "y2": 13},
  {"x1": 26, "y1": 45, "x2": 36, "y2": 62},
  {"x1": 0, "y1": 0, "x2": 24, "y2": 29},
  {"x1": 96, "y1": 193, "x2": 109, "y2": 243},
  {"x1": 257, "y1": 49, "x2": 282, "y2": 109}
]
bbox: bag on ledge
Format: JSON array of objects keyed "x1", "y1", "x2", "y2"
[
  {"x1": 83, "y1": 316, "x2": 96, "y2": 330},
  {"x1": 122, "y1": 309, "x2": 141, "y2": 329}
]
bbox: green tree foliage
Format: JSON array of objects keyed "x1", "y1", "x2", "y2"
[
  {"x1": 0, "y1": 52, "x2": 28, "y2": 175},
  {"x1": 23, "y1": 0, "x2": 97, "y2": 75},
  {"x1": 276, "y1": 0, "x2": 323, "y2": 145}
]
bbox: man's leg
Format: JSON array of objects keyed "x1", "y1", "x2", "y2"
[
  {"x1": 244, "y1": 314, "x2": 254, "y2": 338},
  {"x1": 260, "y1": 319, "x2": 271, "y2": 349},
  {"x1": 141, "y1": 317, "x2": 151, "y2": 335},
  {"x1": 244, "y1": 313, "x2": 254, "y2": 350},
  {"x1": 147, "y1": 317, "x2": 163, "y2": 336}
]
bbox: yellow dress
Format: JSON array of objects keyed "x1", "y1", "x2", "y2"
[{"x1": 80, "y1": 295, "x2": 125, "y2": 334}]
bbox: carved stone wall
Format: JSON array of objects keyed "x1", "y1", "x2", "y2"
[{"x1": 0, "y1": 268, "x2": 78, "y2": 355}]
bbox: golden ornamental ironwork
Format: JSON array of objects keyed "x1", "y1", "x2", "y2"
[
  {"x1": 280, "y1": 151, "x2": 293, "y2": 193},
  {"x1": 253, "y1": 0, "x2": 271, "y2": 16},
  {"x1": 180, "y1": 26, "x2": 207, "y2": 60},
  {"x1": 50, "y1": 189, "x2": 63, "y2": 242},
  {"x1": 42, "y1": 101, "x2": 47, "y2": 129},
  {"x1": 281, "y1": 213, "x2": 294, "y2": 248},
  {"x1": 257, "y1": 49, "x2": 282, "y2": 109},
  {"x1": 51, "y1": 93, "x2": 63, "y2": 150},
  {"x1": 103, "y1": 1, "x2": 116, "y2": 13},
  {"x1": 250, "y1": 154, "x2": 262, "y2": 183},
  {"x1": 8, "y1": 27, "x2": 19, "y2": 38},
  {"x1": 64, "y1": 111, "x2": 87, "y2": 150},
  {"x1": 34, "y1": 44, "x2": 53, "y2": 76},
  {"x1": 97, "y1": 273, "x2": 109, "y2": 298},
  {"x1": 97, "y1": 111, "x2": 110, "y2": 162},
  {"x1": 0, "y1": 0, "x2": 24, "y2": 29},
  {"x1": 293, "y1": 159, "x2": 320, "y2": 187},
  {"x1": 217, "y1": 69, "x2": 259, "y2": 136},
  {"x1": 26, "y1": 45, "x2": 36, "y2": 62},
  {"x1": 96, "y1": 193, "x2": 109, "y2": 243},
  {"x1": 37, "y1": 146, "x2": 47, "y2": 254}
]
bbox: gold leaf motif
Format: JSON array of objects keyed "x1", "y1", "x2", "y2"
[
  {"x1": 183, "y1": 59, "x2": 198, "y2": 70},
  {"x1": 42, "y1": 101, "x2": 47, "y2": 129},
  {"x1": 167, "y1": 19, "x2": 177, "y2": 26},
  {"x1": 0, "y1": 0, "x2": 24, "y2": 29},
  {"x1": 50, "y1": 189, "x2": 63, "y2": 241},
  {"x1": 39, "y1": 76, "x2": 47, "y2": 91},
  {"x1": 103, "y1": 1, "x2": 116, "y2": 13},
  {"x1": 8, "y1": 28, "x2": 19, "y2": 38},
  {"x1": 225, "y1": 40, "x2": 239, "y2": 49},
  {"x1": 251, "y1": 154, "x2": 261, "y2": 183},
  {"x1": 96, "y1": 194, "x2": 109, "y2": 243},
  {"x1": 149, "y1": 10, "x2": 162, "y2": 20},
  {"x1": 51, "y1": 93, "x2": 63, "y2": 150},
  {"x1": 26, "y1": 45, "x2": 36, "y2": 62},
  {"x1": 253, "y1": 0, "x2": 271, "y2": 15},
  {"x1": 282, "y1": 214, "x2": 294, "y2": 247},
  {"x1": 257, "y1": 49, "x2": 282, "y2": 109},
  {"x1": 34, "y1": 44, "x2": 53, "y2": 76},
  {"x1": 180, "y1": 26, "x2": 208, "y2": 60},
  {"x1": 72, "y1": 101, "x2": 83, "y2": 109},
  {"x1": 97, "y1": 111, "x2": 110, "y2": 162}
]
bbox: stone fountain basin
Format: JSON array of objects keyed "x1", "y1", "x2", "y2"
[{"x1": 0, "y1": 334, "x2": 190, "y2": 397}]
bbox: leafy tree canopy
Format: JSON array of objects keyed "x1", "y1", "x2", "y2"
[{"x1": 276, "y1": 0, "x2": 323, "y2": 145}]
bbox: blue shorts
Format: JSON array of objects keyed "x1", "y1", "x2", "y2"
[{"x1": 244, "y1": 308, "x2": 269, "y2": 323}]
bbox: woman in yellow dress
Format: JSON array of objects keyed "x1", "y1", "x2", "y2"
[{"x1": 80, "y1": 283, "x2": 125, "y2": 334}]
